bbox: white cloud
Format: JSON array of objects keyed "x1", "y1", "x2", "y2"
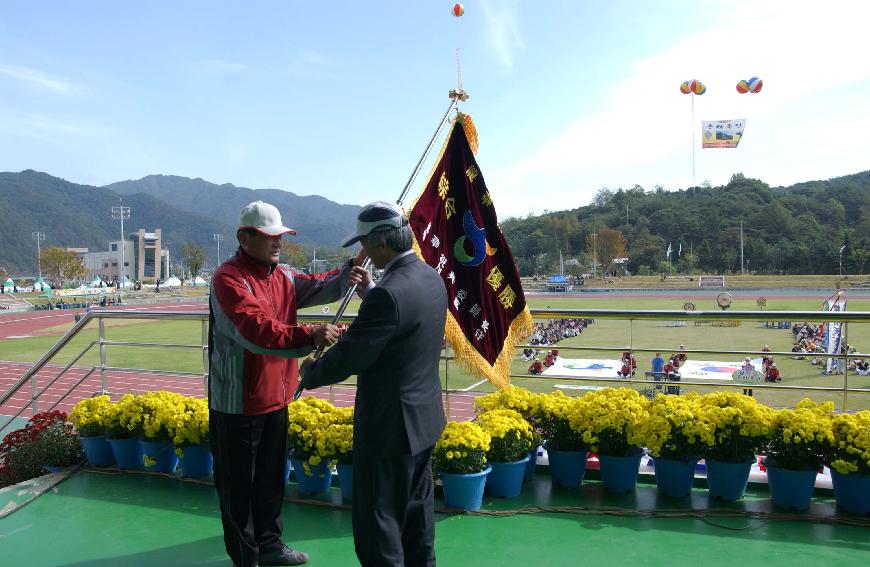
[
  {"x1": 286, "y1": 49, "x2": 340, "y2": 79},
  {"x1": 0, "y1": 110, "x2": 103, "y2": 142},
  {"x1": 480, "y1": 0, "x2": 524, "y2": 69},
  {"x1": 486, "y1": 1, "x2": 870, "y2": 217},
  {"x1": 0, "y1": 63, "x2": 83, "y2": 93}
]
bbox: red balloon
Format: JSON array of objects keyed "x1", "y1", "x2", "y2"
[{"x1": 452, "y1": 3, "x2": 464, "y2": 17}]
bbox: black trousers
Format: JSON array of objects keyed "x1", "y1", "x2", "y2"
[
  {"x1": 210, "y1": 406, "x2": 289, "y2": 567},
  {"x1": 352, "y1": 446, "x2": 436, "y2": 567}
]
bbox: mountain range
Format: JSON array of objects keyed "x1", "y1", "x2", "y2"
[{"x1": 0, "y1": 170, "x2": 360, "y2": 274}]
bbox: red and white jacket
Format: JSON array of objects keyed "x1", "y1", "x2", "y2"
[{"x1": 208, "y1": 249, "x2": 350, "y2": 415}]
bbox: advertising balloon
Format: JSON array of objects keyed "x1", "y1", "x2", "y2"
[{"x1": 452, "y1": 3, "x2": 464, "y2": 17}]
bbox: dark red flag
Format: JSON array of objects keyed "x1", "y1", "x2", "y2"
[{"x1": 408, "y1": 114, "x2": 532, "y2": 388}]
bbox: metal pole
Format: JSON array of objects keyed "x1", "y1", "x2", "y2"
[
  {"x1": 201, "y1": 318, "x2": 209, "y2": 389},
  {"x1": 294, "y1": 99, "x2": 459, "y2": 401},
  {"x1": 842, "y1": 322, "x2": 849, "y2": 412},
  {"x1": 99, "y1": 318, "x2": 108, "y2": 393},
  {"x1": 213, "y1": 234, "x2": 224, "y2": 270},
  {"x1": 112, "y1": 204, "x2": 130, "y2": 284},
  {"x1": 31, "y1": 232, "x2": 45, "y2": 278},
  {"x1": 444, "y1": 343, "x2": 451, "y2": 420}
]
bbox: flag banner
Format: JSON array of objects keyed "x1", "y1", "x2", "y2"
[
  {"x1": 408, "y1": 114, "x2": 533, "y2": 388},
  {"x1": 823, "y1": 291, "x2": 847, "y2": 374},
  {"x1": 702, "y1": 119, "x2": 746, "y2": 148}
]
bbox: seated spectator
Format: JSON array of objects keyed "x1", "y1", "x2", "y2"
[
  {"x1": 521, "y1": 348, "x2": 535, "y2": 362},
  {"x1": 544, "y1": 351, "x2": 556, "y2": 367},
  {"x1": 765, "y1": 362, "x2": 781, "y2": 383},
  {"x1": 676, "y1": 345, "x2": 687, "y2": 363},
  {"x1": 528, "y1": 360, "x2": 544, "y2": 375},
  {"x1": 617, "y1": 358, "x2": 633, "y2": 378},
  {"x1": 856, "y1": 360, "x2": 870, "y2": 376},
  {"x1": 651, "y1": 352, "x2": 665, "y2": 374},
  {"x1": 663, "y1": 359, "x2": 676, "y2": 378}
]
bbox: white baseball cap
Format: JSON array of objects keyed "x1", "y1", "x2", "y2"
[
  {"x1": 238, "y1": 201, "x2": 296, "y2": 236},
  {"x1": 340, "y1": 201, "x2": 408, "y2": 247}
]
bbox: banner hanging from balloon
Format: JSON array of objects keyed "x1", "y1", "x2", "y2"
[
  {"x1": 702, "y1": 119, "x2": 747, "y2": 148},
  {"x1": 408, "y1": 114, "x2": 533, "y2": 388}
]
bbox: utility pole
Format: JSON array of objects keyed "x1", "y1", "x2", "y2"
[
  {"x1": 213, "y1": 234, "x2": 224, "y2": 270},
  {"x1": 626, "y1": 204, "x2": 629, "y2": 226},
  {"x1": 31, "y1": 232, "x2": 45, "y2": 277},
  {"x1": 592, "y1": 232, "x2": 597, "y2": 277},
  {"x1": 740, "y1": 221, "x2": 745, "y2": 275},
  {"x1": 111, "y1": 201, "x2": 130, "y2": 283}
]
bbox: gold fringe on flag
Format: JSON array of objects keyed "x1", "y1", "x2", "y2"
[{"x1": 458, "y1": 112, "x2": 479, "y2": 155}]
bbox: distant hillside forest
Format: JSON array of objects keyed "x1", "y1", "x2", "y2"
[{"x1": 501, "y1": 171, "x2": 870, "y2": 276}]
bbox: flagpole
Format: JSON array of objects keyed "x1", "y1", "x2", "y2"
[{"x1": 294, "y1": 98, "x2": 459, "y2": 401}]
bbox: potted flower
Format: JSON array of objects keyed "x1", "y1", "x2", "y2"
[
  {"x1": 138, "y1": 391, "x2": 184, "y2": 473},
  {"x1": 69, "y1": 395, "x2": 115, "y2": 466},
  {"x1": 643, "y1": 393, "x2": 714, "y2": 497},
  {"x1": 316, "y1": 406, "x2": 354, "y2": 499},
  {"x1": 104, "y1": 394, "x2": 145, "y2": 470},
  {"x1": 170, "y1": 396, "x2": 212, "y2": 478},
  {"x1": 571, "y1": 388, "x2": 650, "y2": 492},
  {"x1": 475, "y1": 409, "x2": 534, "y2": 498},
  {"x1": 827, "y1": 410, "x2": 870, "y2": 514},
  {"x1": 697, "y1": 392, "x2": 776, "y2": 500},
  {"x1": 435, "y1": 421, "x2": 491, "y2": 511},
  {"x1": 475, "y1": 386, "x2": 542, "y2": 480},
  {"x1": 288, "y1": 396, "x2": 337, "y2": 494},
  {"x1": 0, "y1": 410, "x2": 83, "y2": 488},
  {"x1": 763, "y1": 399, "x2": 833, "y2": 510},
  {"x1": 534, "y1": 392, "x2": 588, "y2": 487}
]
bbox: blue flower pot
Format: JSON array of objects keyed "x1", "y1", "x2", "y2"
[
  {"x1": 337, "y1": 463, "x2": 353, "y2": 500},
  {"x1": 108, "y1": 437, "x2": 144, "y2": 470},
  {"x1": 766, "y1": 463, "x2": 817, "y2": 511},
  {"x1": 486, "y1": 455, "x2": 530, "y2": 498},
  {"x1": 291, "y1": 458, "x2": 332, "y2": 494},
  {"x1": 547, "y1": 450, "x2": 588, "y2": 487},
  {"x1": 655, "y1": 457, "x2": 699, "y2": 498},
  {"x1": 706, "y1": 458, "x2": 753, "y2": 501},
  {"x1": 178, "y1": 443, "x2": 213, "y2": 478},
  {"x1": 830, "y1": 470, "x2": 870, "y2": 515},
  {"x1": 524, "y1": 446, "x2": 540, "y2": 481},
  {"x1": 79, "y1": 434, "x2": 115, "y2": 467},
  {"x1": 440, "y1": 465, "x2": 491, "y2": 511},
  {"x1": 140, "y1": 440, "x2": 179, "y2": 473},
  {"x1": 599, "y1": 450, "x2": 643, "y2": 493}
]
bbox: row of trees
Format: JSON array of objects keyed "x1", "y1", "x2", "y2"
[{"x1": 501, "y1": 171, "x2": 870, "y2": 276}]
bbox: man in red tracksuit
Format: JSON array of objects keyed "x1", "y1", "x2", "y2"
[{"x1": 209, "y1": 200, "x2": 366, "y2": 567}]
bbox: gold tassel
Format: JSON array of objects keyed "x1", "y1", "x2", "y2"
[{"x1": 457, "y1": 112, "x2": 479, "y2": 155}]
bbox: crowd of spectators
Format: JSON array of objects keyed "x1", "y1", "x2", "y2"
[{"x1": 529, "y1": 318, "x2": 591, "y2": 346}]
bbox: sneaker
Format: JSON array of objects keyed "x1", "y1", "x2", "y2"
[{"x1": 260, "y1": 544, "x2": 309, "y2": 566}]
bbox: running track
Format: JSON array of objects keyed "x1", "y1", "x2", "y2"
[{"x1": 0, "y1": 303, "x2": 479, "y2": 422}]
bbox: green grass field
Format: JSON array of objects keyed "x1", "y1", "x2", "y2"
[{"x1": 2, "y1": 294, "x2": 869, "y2": 410}]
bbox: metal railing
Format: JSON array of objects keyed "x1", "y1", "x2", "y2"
[{"x1": 1, "y1": 308, "x2": 868, "y2": 431}]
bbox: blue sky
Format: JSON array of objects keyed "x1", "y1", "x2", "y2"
[{"x1": 1, "y1": 1, "x2": 868, "y2": 218}]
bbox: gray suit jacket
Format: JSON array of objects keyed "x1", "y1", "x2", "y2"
[{"x1": 303, "y1": 253, "x2": 448, "y2": 457}]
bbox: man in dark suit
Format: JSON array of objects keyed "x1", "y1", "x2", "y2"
[{"x1": 300, "y1": 201, "x2": 447, "y2": 567}]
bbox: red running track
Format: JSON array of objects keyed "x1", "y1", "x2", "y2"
[{"x1": 0, "y1": 359, "x2": 479, "y2": 422}]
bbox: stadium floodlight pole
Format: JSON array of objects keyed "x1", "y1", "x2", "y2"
[
  {"x1": 839, "y1": 245, "x2": 846, "y2": 276},
  {"x1": 31, "y1": 232, "x2": 45, "y2": 277},
  {"x1": 111, "y1": 202, "x2": 130, "y2": 283},
  {"x1": 294, "y1": 97, "x2": 459, "y2": 401},
  {"x1": 213, "y1": 234, "x2": 224, "y2": 270}
]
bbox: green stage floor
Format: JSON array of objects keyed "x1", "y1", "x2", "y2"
[{"x1": 0, "y1": 468, "x2": 867, "y2": 567}]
